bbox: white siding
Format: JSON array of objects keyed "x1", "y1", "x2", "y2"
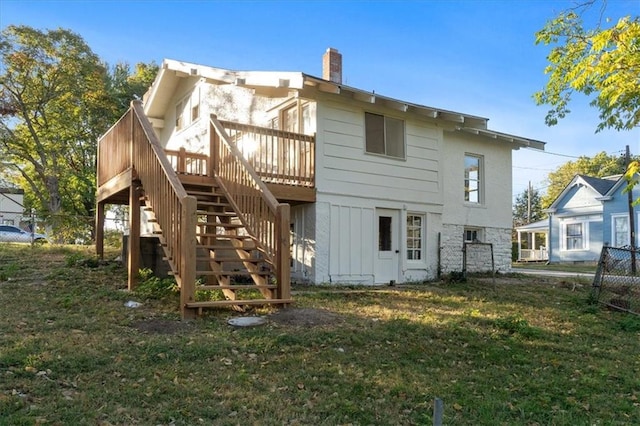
[{"x1": 315, "y1": 100, "x2": 443, "y2": 206}]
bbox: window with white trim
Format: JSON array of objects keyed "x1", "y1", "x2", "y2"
[
  {"x1": 612, "y1": 214, "x2": 630, "y2": 247},
  {"x1": 279, "y1": 100, "x2": 314, "y2": 135},
  {"x1": 175, "y1": 87, "x2": 201, "y2": 131},
  {"x1": 464, "y1": 154, "x2": 482, "y2": 203},
  {"x1": 365, "y1": 112, "x2": 405, "y2": 159},
  {"x1": 562, "y1": 221, "x2": 588, "y2": 251},
  {"x1": 406, "y1": 214, "x2": 424, "y2": 261},
  {"x1": 463, "y1": 227, "x2": 483, "y2": 243}
]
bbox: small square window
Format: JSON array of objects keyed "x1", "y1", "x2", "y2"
[{"x1": 365, "y1": 112, "x2": 405, "y2": 159}]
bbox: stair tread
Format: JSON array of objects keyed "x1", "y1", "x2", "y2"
[
  {"x1": 195, "y1": 270, "x2": 271, "y2": 276},
  {"x1": 186, "y1": 299, "x2": 293, "y2": 308},
  {"x1": 196, "y1": 284, "x2": 277, "y2": 290},
  {"x1": 197, "y1": 201, "x2": 230, "y2": 207},
  {"x1": 201, "y1": 257, "x2": 266, "y2": 262},
  {"x1": 187, "y1": 190, "x2": 221, "y2": 196},
  {"x1": 196, "y1": 211, "x2": 235, "y2": 216}
]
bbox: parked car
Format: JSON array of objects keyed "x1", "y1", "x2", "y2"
[{"x1": 0, "y1": 225, "x2": 48, "y2": 243}]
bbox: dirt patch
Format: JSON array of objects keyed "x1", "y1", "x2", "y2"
[
  {"x1": 268, "y1": 307, "x2": 342, "y2": 327},
  {"x1": 131, "y1": 318, "x2": 195, "y2": 334}
]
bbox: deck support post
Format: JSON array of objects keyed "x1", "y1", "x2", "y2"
[
  {"x1": 210, "y1": 115, "x2": 219, "y2": 177},
  {"x1": 275, "y1": 203, "x2": 291, "y2": 301},
  {"x1": 128, "y1": 182, "x2": 141, "y2": 290},
  {"x1": 95, "y1": 201, "x2": 105, "y2": 259},
  {"x1": 180, "y1": 196, "x2": 198, "y2": 319}
]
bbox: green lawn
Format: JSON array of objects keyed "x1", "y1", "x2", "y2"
[
  {"x1": 512, "y1": 262, "x2": 597, "y2": 274},
  {"x1": 1, "y1": 244, "x2": 638, "y2": 425}
]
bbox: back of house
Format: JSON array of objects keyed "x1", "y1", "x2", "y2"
[{"x1": 139, "y1": 48, "x2": 545, "y2": 284}]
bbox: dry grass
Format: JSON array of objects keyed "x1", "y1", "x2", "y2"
[{"x1": 1, "y1": 244, "x2": 639, "y2": 425}]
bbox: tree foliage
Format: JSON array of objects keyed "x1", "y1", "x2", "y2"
[
  {"x1": 542, "y1": 151, "x2": 630, "y2": 208},
  {"x1": 513, "y1": 187, "x2": 545, "y2": 227},
  {"x1": 0, "y1": 25, "x2": 157, "y2": 241},
  {"x1": 535, "y1": 1, "x2": 640, "y2": 132}
]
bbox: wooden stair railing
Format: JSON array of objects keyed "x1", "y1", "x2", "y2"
[
  {"x1": 128, "y1": 101, "x2": 198, "y2": 319},
  {"x1": 209, "y1": 115, "x2": 291, "y2": 303}
]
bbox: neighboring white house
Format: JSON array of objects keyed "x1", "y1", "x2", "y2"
[
  {"x1": 141, "y1": 49, "x2": 545, "y2": 284},
  {"x1": 0, "y1": 187, "x2": 25, "y2": 226}
]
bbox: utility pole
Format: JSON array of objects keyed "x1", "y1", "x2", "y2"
[{"x1": 626, "y1": 145, "x2": 636, "y2": 274}]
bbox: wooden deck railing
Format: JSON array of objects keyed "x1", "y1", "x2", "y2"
[
  {"x1": 97, "y1": 101, "x2": 197, "y2": 316},
  {"x1": 129, "y1": 102, "x2": 198, "y2": 314},
  {"x1": 220, "y1": 120, "x2": 315, "y2": 187},
  {"x1": 97, "y1": 110, "x2": 133, "y2": 187},
  {"x1": 165, "y1": 148, "x2": 209, "y2": 175},
  {"x1": 210, "y1": 115, "x2": 290, "y2": 300}
]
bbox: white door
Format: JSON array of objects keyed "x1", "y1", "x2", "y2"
[{"x1": 375, "y1": 209, "x2": 400, "y2": 284}]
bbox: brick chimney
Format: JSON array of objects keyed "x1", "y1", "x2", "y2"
[{"x1": 323, "y1": 48, "x2": 342, "y2": 84}]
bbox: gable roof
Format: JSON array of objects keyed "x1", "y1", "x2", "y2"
[
  {"x1": 547, "y1": 174, "x2": 618, "y2": 212},
  {"x1": 144, "y1": 58, "x2": 546, "y2": 151},
  {"x1": 579, "y1": 175, "x2": 618, "y2": 196}
]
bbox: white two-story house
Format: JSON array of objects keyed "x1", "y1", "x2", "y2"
[{"x1": 96, "y1": 48, "x2": 545, "y2": 316}]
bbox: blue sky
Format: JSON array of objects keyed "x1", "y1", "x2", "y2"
[{"x1": 2, "y1": 0, "x2": 639, "y2": 201}]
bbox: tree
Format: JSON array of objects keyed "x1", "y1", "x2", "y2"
[
  {"x1": 513, "y1": 185, "x2": 545, "y2": 227},
  {"x1": 534, "y1": 1, "x2": 640, "y2": 132},
  {"x1": 0, "y1": 25, "x2": 156, "y2": 240},
  {"x1": 542, "y1": 151, "x2": 631, "y2": 208}
]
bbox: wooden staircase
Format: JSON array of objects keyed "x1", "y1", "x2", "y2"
[
  {"x1": 178, "y1": 176, "x2": 292, "y2": 313},
  {"x1": 95, "y1": 101, "x2": 293, "y2": 318}
]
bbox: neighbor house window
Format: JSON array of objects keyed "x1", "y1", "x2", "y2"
[
  {"x1": 612, "y1": 214, "x2": 630, "y2": 247},
  {"x1": 407, "y1": 214, "x2": 424, "y2": 261},
  {"x1": 365, "y1": 112, "x2": 405, "y2": 159},
  {"x1": 464, "y1": 227, "x2": 483, "y2": 243},
  {"x1": 464, "y1": 154, "x2": 482, "y2": 203},
  {"x1": 563, "y1": 222, "x2": 586, "y2": 250}
]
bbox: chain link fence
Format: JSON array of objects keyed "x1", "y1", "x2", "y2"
[{"x1": 592, "y1": 245, "x2": 640, "y2": 315}]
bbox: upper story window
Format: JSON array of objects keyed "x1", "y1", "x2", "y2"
[
  {"x1": 365, "y1": 112, "x2": 405, "y2": 159},
  {"x1": 175, "y1": 87, "x2": 201, "y2": 132},
  {"x1": 464, "y1": 154, "x2": 483, "y2": 203},
  {"x1": 279, "y1": 100, "x2": 314, "y2": 135}
]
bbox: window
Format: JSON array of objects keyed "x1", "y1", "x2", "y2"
[
  {"x1": 464, "y1": 227, "x2": 483, "y2": 243},
  {"x1": 407, "y1": 214, "x2": 424, "y2": 261},
  {"x1": 464, "y1": 154, "x2": 482, "y2": 203},
  {"x1": 564, "y1": 222, "x2": 585, "y2": 250},
  {"x1": 612, "y1": 214, "x2": 630, "y2": 247},
  {"x1": 175, "y1": 87, "x2": 201, "y2": 131},
  {"x1": 378, "y1": 216, "x2": 392, "y2": 251},
  {"x1": 191, "y1": 87, "x2": 200, "y2": 122},
  {"x1": 175, "y1": 100, "x2": 184, "y2": 130},
  {"x1": 279, "y1": 100, "x2": 314, "y2": 135},
  {"x1": 365, "y1": 112, "x2": 405, "y2": 159}
]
